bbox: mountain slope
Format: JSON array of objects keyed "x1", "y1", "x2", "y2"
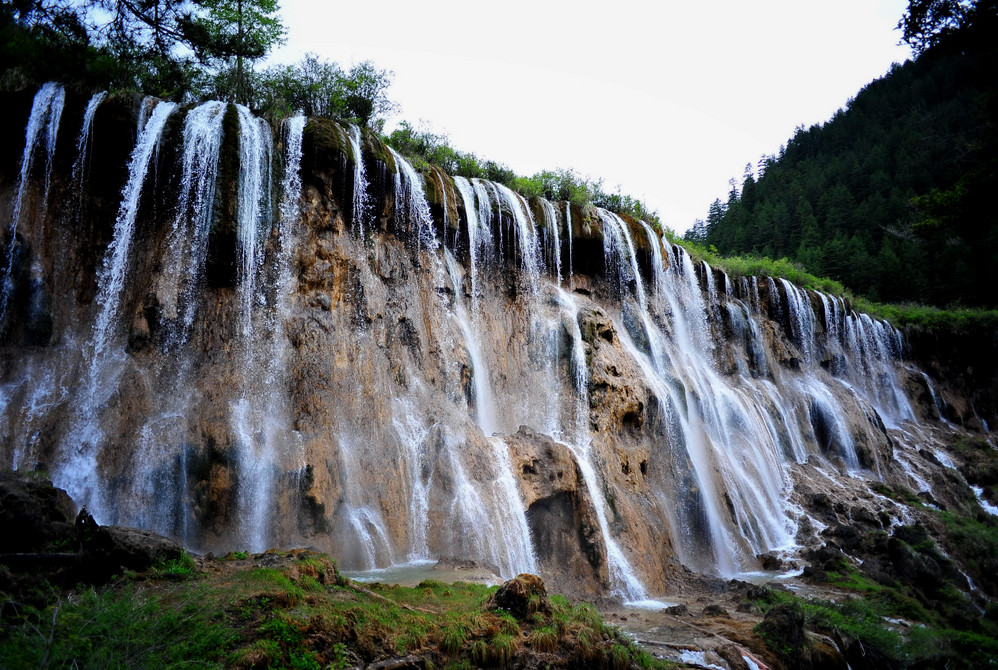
[{"x1": 690, "y1": 13, "x2": 998, "y2": 308}]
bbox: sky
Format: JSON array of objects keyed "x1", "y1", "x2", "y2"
[{"x1": 267, "y1": 0, "x2": 913, "y2": 235}]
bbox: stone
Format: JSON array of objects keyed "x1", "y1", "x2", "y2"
[
  {"x1": 485, "y1": 573, "x2": 552, "y2": 620},
  {"x1": 758, "y1": 552, "x2": 784, "y2": 571},
  {"x1": 0, "y1": 472, "x2": 77, "y2": 553},
  {"x1": 702, "y1": 604, "x2": 730, "y2": 617}
]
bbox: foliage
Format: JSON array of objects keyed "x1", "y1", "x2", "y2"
[
  {"x1": 151, "y1": 551, "x2": 199, "y2": 580},
  {"x1": 690, "y1": 11, "x2": 998, "y2": 309},
  {"x1": 180, "y1": 0, "x2": 285, "y2": 104},
  {"x1": 747, "y1": 586, "x2": 998, "y2": 669},
  {"x1": 0, "y1": 0, "x2": 286, "y2": 103},
  {"x1": 385, "y1": 121, "x2": 662, "y2": 226},
  {"x1": 0, "y1": 585, "x2": 234, "y2": 669},
  {"x1": 677, "y1": 223, "x2": 998, "y2": 332},
  {"x1": 898, "y1": 0, "x2": 994, "y2": 53},
  {"x1": 255, "y1": 53, "x2": 396, "y2": 127}
]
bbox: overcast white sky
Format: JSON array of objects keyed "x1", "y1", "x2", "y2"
[{"x1": 268, "y1": 0, "x2": 912, "y2": 234}]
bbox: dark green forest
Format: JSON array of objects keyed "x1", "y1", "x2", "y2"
[{"x1": 688, "y1": 2, "x2": 998, "y2": 309}]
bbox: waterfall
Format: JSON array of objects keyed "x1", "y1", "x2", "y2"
[
  {"x1": 389, "y1": 147, "x2": 436, "y2": 248},
  {"x1": 564, "y1": 202, "x2": 573, "y2": 282},
  {"x1": 235, "y1": 104, "x2": 274, "y2": 335},
  {"x1": 89, "y1": 98, "x2": 177, "y2": 374},
  {"x1": 71, "y1": 92, "x2": 106, "y2": 191},
  {"x1": 540, "y1": 198, "x2": 562, "y2": 282},
  {"x1": 58, "y1": 98, "x2": 177, "y2": 519},
  {"x1": 1, "y1": 82, "x2": 65, "y2": 327},
  {"x1": 159, "y1": 101, "x2": 226, "y2": 344},
  {"x1": 778, "y1": 279, "x2": 816, "y2": 365},
  {"x1": 552, "y1": 286, "x2": 648, "y2": 599},
  {"x1": 108, "y1": 100, "x2": 227, "y2": 537},
  {"x1": 444, "y1": 251, "x2": 498, "y2": 434},
  {"x1": 230, "y1": 115, "x2": 305, "y2": 553},
  {"x1": 347, "y1": 124, "x2": 368, "y2": 236},
  {"x1": 452, "y1": 177, "x2": 482, "y2": 299},
  {"x1": 0, "y1": 97, "x2": 945, "y2": 594},
  {"x1": 562, "y1": 437, "x2": 648, "y2": 600},
  {"x1": 494, "y1": 183, "x2": 542, "y2": 287}
]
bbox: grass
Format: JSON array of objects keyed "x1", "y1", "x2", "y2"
[
  {"x1": 672, "y1": 236, "x2": 998, "y2": 331},
  {"x1": 150, "y1": 551, "x2": 198, "y2": 581},
  {"x1": 748, "y1": 564, "x2": 998, "y2": 670},
  {"x1": 0, "y1": 550, "x2": 675, "y2": 669}
]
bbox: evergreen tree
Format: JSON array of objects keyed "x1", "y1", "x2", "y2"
[
  {"x1": 696, "y1": 8, "x2": 998, "y2": 308},
  {"x1": 183, "y1": 0, "x2": 285, "y2": 105}
]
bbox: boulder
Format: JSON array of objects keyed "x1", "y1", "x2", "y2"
[
  {"x1": 484, "y1": 573, "x2": 552, "y2": 619},
  {"x1": 87, "y1": 525, "x2": 185, "y2": 572},
  {"x1": 0, "y1": 472, "x2": 77, "y2": 553}
]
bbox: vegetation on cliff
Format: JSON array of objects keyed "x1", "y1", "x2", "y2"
[
  {"x1": 687, "y1": 1, "x2": 998, "y2": 310},
  {"x1": 673, "y1": 236, "x2": 998, "y2": 332},
  {"x1": 384, "y1": 121, "x2": 663, "y2": 229}
]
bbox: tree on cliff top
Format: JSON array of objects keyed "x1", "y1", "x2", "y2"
[{"x1": 182, "y1": 0, "x2": 285, "y2": 105}]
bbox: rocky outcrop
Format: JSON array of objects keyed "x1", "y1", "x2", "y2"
[
  {"x1": 0, "y1": 87, "x2": 994, "y2": 612},
  {"x1": 0, "y1": 472, "x2": 185, "y2": 593}
]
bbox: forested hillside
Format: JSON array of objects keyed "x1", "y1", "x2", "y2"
[{"x1": 689, "y1": 6, "x2": 998, "y2": 308}]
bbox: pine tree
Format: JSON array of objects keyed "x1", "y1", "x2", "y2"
[{"x1": 184, "y1": 0, "x2": 285, "y2": 105}]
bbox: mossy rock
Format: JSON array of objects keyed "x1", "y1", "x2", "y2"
[
  {"x1": 570, "y1": 202, "x2": 602, "y2": 241},
  {"x1": 304, "y1": 117, "x2": 352, "y2": 160},
  {"x1": 485, "y1": 573, "x2": 552, "y2": 620},
  {"x1": 423, "y1": 166, "x2": 460, "y2": 233},
  {"x1": 359, "y1": 126, "x2": 396, "y2": 173}
]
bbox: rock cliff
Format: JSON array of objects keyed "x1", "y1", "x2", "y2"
[{"x1": 0, "y1": 85, "x2": 995, "y2": 609}]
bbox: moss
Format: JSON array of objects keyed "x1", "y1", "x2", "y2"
[
  {"x1": 304, "y1": 117, "x2": 351, "y2": 160},
  {"x1": 360, "y1": 125, "x2": 396, "y2": 173}
]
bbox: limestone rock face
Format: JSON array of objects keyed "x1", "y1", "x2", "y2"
[
  {"x1": 0, "y1": 88, "x2": 994, "y2": 604},
  {"x1": 505, "y1": 427, "x2": 610, "y2": 598}
]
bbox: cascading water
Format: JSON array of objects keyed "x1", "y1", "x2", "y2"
[
  {"x1": 156, "y1": 101, "x2": 227, "y2": 344},
  {"x1": 1, "y1": 82, "x2": 65, "y2": 327},
  {"x1": 234, "y1": 104, "x2": 274, "y2": 333},
  {"x1": 0, "y1": 96, "x2": 949, "y2": 598},
  {"x1": 109, "y1": 100, "x2": 226, "y2": 536},
  {"x1": 539, "y1": 198, "x2": 562, "y2": 282},
  {"x1": 389, "y1": 146, "x2": 435, "y2": 248},
  {"x1": 72, "y1": 92, "x2": 105, "y2": 191},
  {"x1": 564, "y1": 202, "x2": 573, "y2": 281},
  {"x1": 494, "y1": 182, "x2": 543, "y2": 287},
  {"x1": 347, "y1": 124, "x2": 368, "y2": 235},
  {"x1": 58, "y1": 98, "x2": 177, "y2": 519},
  {"x1": 230, "y1": 113, "x2": 299, "y2": 553}
]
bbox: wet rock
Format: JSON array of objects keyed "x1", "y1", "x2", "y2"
[
  {"x1": 86, "y1": 525, "x2": 184, "y2": 572},
  {"x1": 758, "y1": 552, "x2": 784, "y2": 571},
  {"x1": 887, "y1": 525, "x2": 968, "y2": 595},
  {"x1": 485, "y1": 573, "x2": 552, "y2": 619},
  {"x1": 701, "y1": 604, "x2": 730, "y2": 617},
  {"x1": 717, "y1": 646, "x2": 753, "y2": 670},
  {"x1": 665, "y1": 604, "x2": 690, "y2": 616},
  {"x1": 509, "y1": 428, "x2": 610, "y2": 599},
  {"x1": 757, "y1": 601, "x2": 807, "y2": 659},
  {"x1": 802, "y1": 565, "x2": 828, "y2": 583},
  {"x1": 821, "y1": 523, "x2": 863, "y2": 550},
  {"x1": 849, "y1": 506, "x2": 882, "y2": 529},
  {"x1": 805, "y1": 544, "x2": 847, "y2": 572}
]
